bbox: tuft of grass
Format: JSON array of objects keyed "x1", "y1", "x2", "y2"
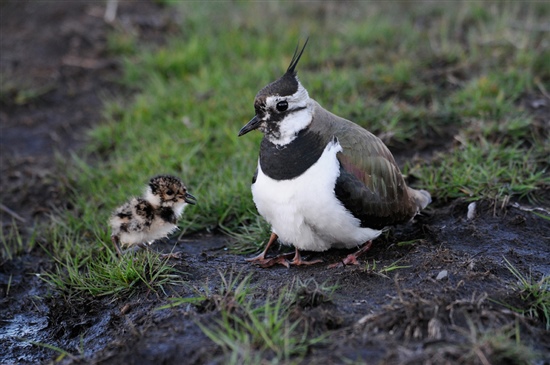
[
  {"x1": 198, "y1": 284, "x2": 326, "y2": 365},
  {"x1": 157, "y1": 269, "x2": 252, "y2": 311},
  {"x1": 1, "y1": 221, "x2": 37, "y2": 262},
  {"x1": 163, "y1": 272, "x2": 328, "y2": 364},
  {"x1": 39, "y1": 229, "x2": 183, "y2": 298},
  {"x1": 457, "y1": 316, "x2": 537, "y2": 365},
  {"x1": 221, "y1": 216, "x2": 272, "y2": 255},
  {"x1": 0, "y1": 76, "x2": 55, "y2": 105},
  {"x1": 503, "y1": 257, "x2": 550, "y2": 330},
  {"x1": 288, "y1": 277, "x2": 338, "y2": 308},
  {"x1": 363, "y1": 259, "x2": 411, "y2": 278}
]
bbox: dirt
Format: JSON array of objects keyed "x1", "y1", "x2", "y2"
[{"x1": 1, "y1": 2, "x2": 549, "y2": 365}]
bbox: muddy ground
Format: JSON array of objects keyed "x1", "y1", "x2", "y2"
[{"x1": 1, "y1": 1, "x2": 549, "y2": 364}]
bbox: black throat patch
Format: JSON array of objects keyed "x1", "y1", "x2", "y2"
[{"x1": 259, "y1": 129, "x2": 327, "y2": 180}]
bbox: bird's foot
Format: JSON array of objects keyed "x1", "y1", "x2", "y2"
[
  {"x1": 245, "y1": 233, "x2": 323, "y2": 268},
  {"x1": 290, "y1": 249, "x2": 323, "y2": 266},
  {"x1": 247, "y1": 252, "x2": 294, "y2": 268},
  {"x1": 327, "y1": 255, "x2": 360, "y2": 268},
  {"x1": 328, "y1": 241, "x2": 373, "y2": 269},
  {"x1": 120, "y1": 245, "x2": 143, "y2": 255},
  {"x1": 245, "y1": 232, "x2": 286, "y2": 266},
  {"x1": 251, "y1": 252, "x2": 323, "y2": 268}
]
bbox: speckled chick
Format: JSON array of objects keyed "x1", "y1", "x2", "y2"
[{"x1": 109, "y1": 175, "x2": 196, "y2": 255}]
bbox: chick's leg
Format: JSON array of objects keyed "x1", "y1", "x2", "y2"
[{"x1": 111, "y1": 235, "x2": 123, "y2": 256}]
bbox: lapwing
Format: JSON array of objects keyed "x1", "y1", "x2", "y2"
[
  {"x1": 109, "y1": 175, "x2": 196, "y2": 256},
  {"x1": 238, "y1": 40, "x2": 431, "y2": 268}
]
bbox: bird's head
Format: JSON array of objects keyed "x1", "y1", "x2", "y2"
[
  {"x1": 239, "y1": 39, "x2": 312, "y2": 145},
  {"x1": 145, "y1": 175, "x2": 196, "y2": 209}
]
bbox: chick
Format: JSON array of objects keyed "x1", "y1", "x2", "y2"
[{"x1": 109, "y1": 175, "x2": 196, "y2": 256}]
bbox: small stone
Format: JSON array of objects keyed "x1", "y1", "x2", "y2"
[
  {"x1": 530, "y1": 99, "x2": 547, "y2": 109},
  {"x1": 467, "y1": 202, "x2": 476, "y2": 220},
  {"x1": 436, "y1": 270, "x2": 448, "y2": 280}
]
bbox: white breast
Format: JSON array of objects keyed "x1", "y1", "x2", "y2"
[
  {"x1": 146, "y1": 218, "x2": 179, "y2": 243},
  {"x1": 252, "y1": 138, "x2": 381, "y2": 251}
]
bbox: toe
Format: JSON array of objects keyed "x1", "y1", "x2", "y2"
[{"x1": 258, "y1": 256, "x2": 290, "y2": 268}]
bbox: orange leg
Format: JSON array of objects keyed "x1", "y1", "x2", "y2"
[
  {"x1": 246, "y1": 233, "x2": 324, "y2": 268},
  {"x1": 328, "y1": 240, "x2": 373, "y2": 268},
  {"x1": 245, "y1": 232, "x2": 279, "y2": 263},
  {"x1": 246, "y1": 233, "x2": 292, "y2": 267},
  {"x1": 111, "y1": 235, "x2": 123, "y2": 256}
]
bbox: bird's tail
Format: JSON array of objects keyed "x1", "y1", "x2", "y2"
[{"x1": 409, "y1": 188, "x2": 431, "y2": 211}]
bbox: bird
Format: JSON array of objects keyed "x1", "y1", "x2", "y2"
[
  {"x1": 238, "y1": 39, "x2": 431, "y2": 268},
  {"x1": 109, "y1": 175, "x2": 196, "y2": 256}
]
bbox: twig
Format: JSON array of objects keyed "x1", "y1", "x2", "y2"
[
  {"x1": 510, "y1": 202, "x2": 550, "y2": 215},
  {"x1": 0, "y1": 203, "x2": 26, "y2": 223}
]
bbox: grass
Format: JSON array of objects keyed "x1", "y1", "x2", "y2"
[
  {"x1": 0, "y1": 76, "x2": 55, "y2": 105},
  {"x1": 363, "y1": 259, "x2": 412, "y2": 278},
  {"x1": 159, "y1": 269, "x2": 254, "y2": 312},
  {"x1": 157, "y1": 274, "x2": 333, "y2": 363},
  {"x1": 502, "y1": 257, "x2": 550, "y2": 330},
  {"x1": 457, "y1": 317, "x2": 537, "y2": 365},
  {"x1": 28, "y1": 341, "x2": 79, "y2": 363},
  {"x1": 24, "y1": 0, "x2": 547, "y2": 310},
  {"x1": 0, "y1": 221, "x2": 36, "y2": 262},
  {"x1": 416, "y1": 136, "x2": 548, "y2": 202},
  {"x1": 195, "y1": 274, "x2": 327, "y2": 365},
  {"x1": 289, "y1": 277, "x2": 338, "y2": 308},
  {"x1": 38, "y1": 219, "x2": 184, "y2": 298},
  {"x1": 40, "y1": 247, "x2": 184, "y2": 298}
]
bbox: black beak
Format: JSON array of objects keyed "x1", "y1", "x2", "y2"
[
  {"x1": 238, "y1": 115, "x2": 261, "y2": 136},
  {"x1": 184, "y1": 192, "x2": 197, "y2": 205}
]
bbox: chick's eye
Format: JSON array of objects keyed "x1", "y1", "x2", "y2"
[
  {"x1": 276, "y1": 100, "x2": 288, "y2": 112},
  {"x1": 166, "y1": 189, "x2": 174, "y2": 196}
]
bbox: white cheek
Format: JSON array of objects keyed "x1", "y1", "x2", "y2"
[
  {"x1": 173, "y1": 202, "x2": 187, "y2": 217},
  {"x1": 144, "y1": 187, "x2": 161, "y2": 207},
  {"x1": 265, "y1": 82, "x2": 311, "y2": 145},
  {"x1": 273, "y1": 108, "x2": 312, "y2": 145}
]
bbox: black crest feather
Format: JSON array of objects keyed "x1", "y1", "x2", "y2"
[{"x1": 286, "y1": 37, "x2": 309, "y2": 75}]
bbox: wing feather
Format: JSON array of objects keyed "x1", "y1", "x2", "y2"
[{"x1": 308, "y1": 100, "x2": 425, "y2": 228}]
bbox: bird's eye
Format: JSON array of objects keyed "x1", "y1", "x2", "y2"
[
  {"x1": 276, "y1": 100, "x2": 288, "y2": 112},
  {"x1": 166, "y1": 189, "x2": 174, "y2": 196}
]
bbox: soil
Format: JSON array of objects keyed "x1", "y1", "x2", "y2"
[{"x1": 1, "y1": 2, "x2": 549, "y2": 365}]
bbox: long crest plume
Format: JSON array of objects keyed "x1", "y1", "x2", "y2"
[{"x1": 286, "y1": 37, "x2": 309, "y2": 76}]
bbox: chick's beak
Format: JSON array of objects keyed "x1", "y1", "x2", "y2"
[
  {"x1": 184, "y1": 192, "x2": 197, "y2": 205},
  {"x1": 238, "y1": 115, "x2": 261, "y2": 137}
]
